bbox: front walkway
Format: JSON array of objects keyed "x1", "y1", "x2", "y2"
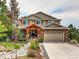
[{"x1": 43, "y1": 42, "x2": 79, "y2": 59}]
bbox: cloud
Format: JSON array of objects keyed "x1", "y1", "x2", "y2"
[
  {"x1": 61, "y1": 18, "x2": 79, "y2": 28},
  {"x1": 53, "y1": 10, "x2": 79, "y2": 19},
  {"x1": 16, "y1": 0, "x2": 65, "y2": 15},
  {"x1": 6, "y1": 0, "x2": 79, "y2": 27},
  {"x1": 7, "y1": 0, "x2": 79, "y2": 16},
  {"x1": 52, "y1": 6, "x2": 79, "y2": 13},
  {"x1": 52, "y1": 9, "x2": 79, "y2": 28}
]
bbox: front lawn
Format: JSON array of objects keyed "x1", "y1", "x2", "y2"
[{"x1": 0, "y1": 42, "x2": 21, "y2": 52}]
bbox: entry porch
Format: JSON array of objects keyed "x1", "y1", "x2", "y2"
[{"x1": 22, "y1": 24, "x2": 44, "y2": 40}]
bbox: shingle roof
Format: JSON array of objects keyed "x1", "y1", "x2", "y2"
[
  {"x1": 34, "y1": 12, "x2": 61, "y2": 20},
  {"x1": 26, "y1": 11, "x2": 61, "y2": 21},
  {"x1": 42, "y1": 27, "x2": 69, "y2": 30},
  {"x1": 46, "y1": 22, "x2": 63, "y2": 27},
  {"x1": 36, "y1": 24, "x2": 68, "y2": 30}
]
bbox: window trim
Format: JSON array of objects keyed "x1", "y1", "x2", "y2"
[
  {"x1": 48, "y1": 21, "x2": 53, "y2": 25},
  {"x1": 23, "y1": 18, "x2": 28, "y2": 25},
  {"x1": 36, "y1": 20, "x2": 41, "y2": 25}
]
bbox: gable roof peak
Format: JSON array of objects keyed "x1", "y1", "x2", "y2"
[
  {"x1": 36, "y1": 11, "x2": 46, "y2": 14},
  {"x1": 35, "y1": 11, "x2": 61, "y2": 21},
  {"x1": 46, "y1": 22, "x2": 63, "y2": 27}
]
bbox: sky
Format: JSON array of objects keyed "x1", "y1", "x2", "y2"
[{"x1": 7, "y1": 0, "x2": 79, "y2": 28}]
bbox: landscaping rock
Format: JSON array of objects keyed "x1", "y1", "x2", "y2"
[{"x1": 0, "y1": 44, "x2": 28, "y2": 59}]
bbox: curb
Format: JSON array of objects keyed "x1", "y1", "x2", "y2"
[{"x1": 40, "y1": 44, "x2": 49, "y2": 59}]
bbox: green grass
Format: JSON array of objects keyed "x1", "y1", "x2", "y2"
[{"x1": 0, "y1": 42, "x2": 21, "y2": 51}]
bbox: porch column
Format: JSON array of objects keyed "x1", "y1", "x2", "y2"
[
  {"x1": 37, "y1": 29, "x2": 40, "y2": 38},
  {"x1": 26, "y1": 29, "x2": 29, "y2": 39},
  {"x1": 41, "y1": 30, "x2": 45, "y2": 40}
]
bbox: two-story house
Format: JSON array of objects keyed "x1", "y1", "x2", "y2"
[{"x1": 19, "y1": 12, "x2": 69, "y2": 42}]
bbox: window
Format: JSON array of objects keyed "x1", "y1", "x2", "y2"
[
  {"x1": 23, "y1": 18, "x2": 28, "y2": 25},
  {"x1": 23, "y1": 20, "x2": 25, "y2": 25},
  {"x1": 36, "y1": 20, "x2": 41, "y2": 24},
  {"x1": 42, "y1": 21, "x2": 47, "y2": 25},
  {"x1": 48, "y1": 21, "x2": 53, "y2": 24}
]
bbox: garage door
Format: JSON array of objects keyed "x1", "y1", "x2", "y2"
[{"x1": 44, "y1": 31, "x2": 64, "y2": 42}]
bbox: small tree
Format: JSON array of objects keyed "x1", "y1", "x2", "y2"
[
  {"x1": 75, "y1": 32, "x2": 79, "y2": 43},
  {"x1": 68, "y1": 24, "x2": 76, "y2": 40},
  {"x1": 68, "y1": 24, "x2": 79, "y2": 43},
  {"x1": 0, "y1": 0, "x2": 13, "y2": 38},
  {"x1": 9, "y1": 0, "x2": 20, "y2": 42}
]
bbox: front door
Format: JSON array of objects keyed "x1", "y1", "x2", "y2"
[{"x1": 30, "y1": 30, "x2": 38, "y2": 38}]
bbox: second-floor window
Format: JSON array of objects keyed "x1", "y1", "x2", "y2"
[
  {"x1": 42, "y1": 21, "x2": 47, "y2": 26},
  {"x1": 48, "y1": 21, "x2": 53, "y2": 25},
  {"x1": 23, "y1": 18, "x2": 28, "y2": 25},
  {"x1": 36, "y1": 20, "x2": 41, "y2": 25}
]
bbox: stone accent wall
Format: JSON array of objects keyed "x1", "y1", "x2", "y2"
[{"x1": 63, "y1": 29, "x2": 69, "y2": 42}]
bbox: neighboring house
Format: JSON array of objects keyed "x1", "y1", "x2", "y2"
[{"x1": 19, "y1": 12, "x2": 69, "y2": 42}]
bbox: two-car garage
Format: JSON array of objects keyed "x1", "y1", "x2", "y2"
[{"x1": 44, "y1": 30, "x2": 64, "y2": 42}]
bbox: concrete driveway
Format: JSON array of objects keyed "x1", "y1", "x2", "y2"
[{"x1": 43, "y1": 43, "x2": 79, "y2": 59}]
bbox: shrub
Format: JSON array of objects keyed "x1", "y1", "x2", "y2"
[
  {"x1": 15, "y1": 44, "x2": 20, "y2": 49},
  {"x1": 30, "y1": 40, "x2": 39, "y2": 50},
  {"x1": 69, "y1": 39, "x2": 77, "y2": 44},
  {"x1": 38, "y1": 38, "x2": 44, "y2": 43}
]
